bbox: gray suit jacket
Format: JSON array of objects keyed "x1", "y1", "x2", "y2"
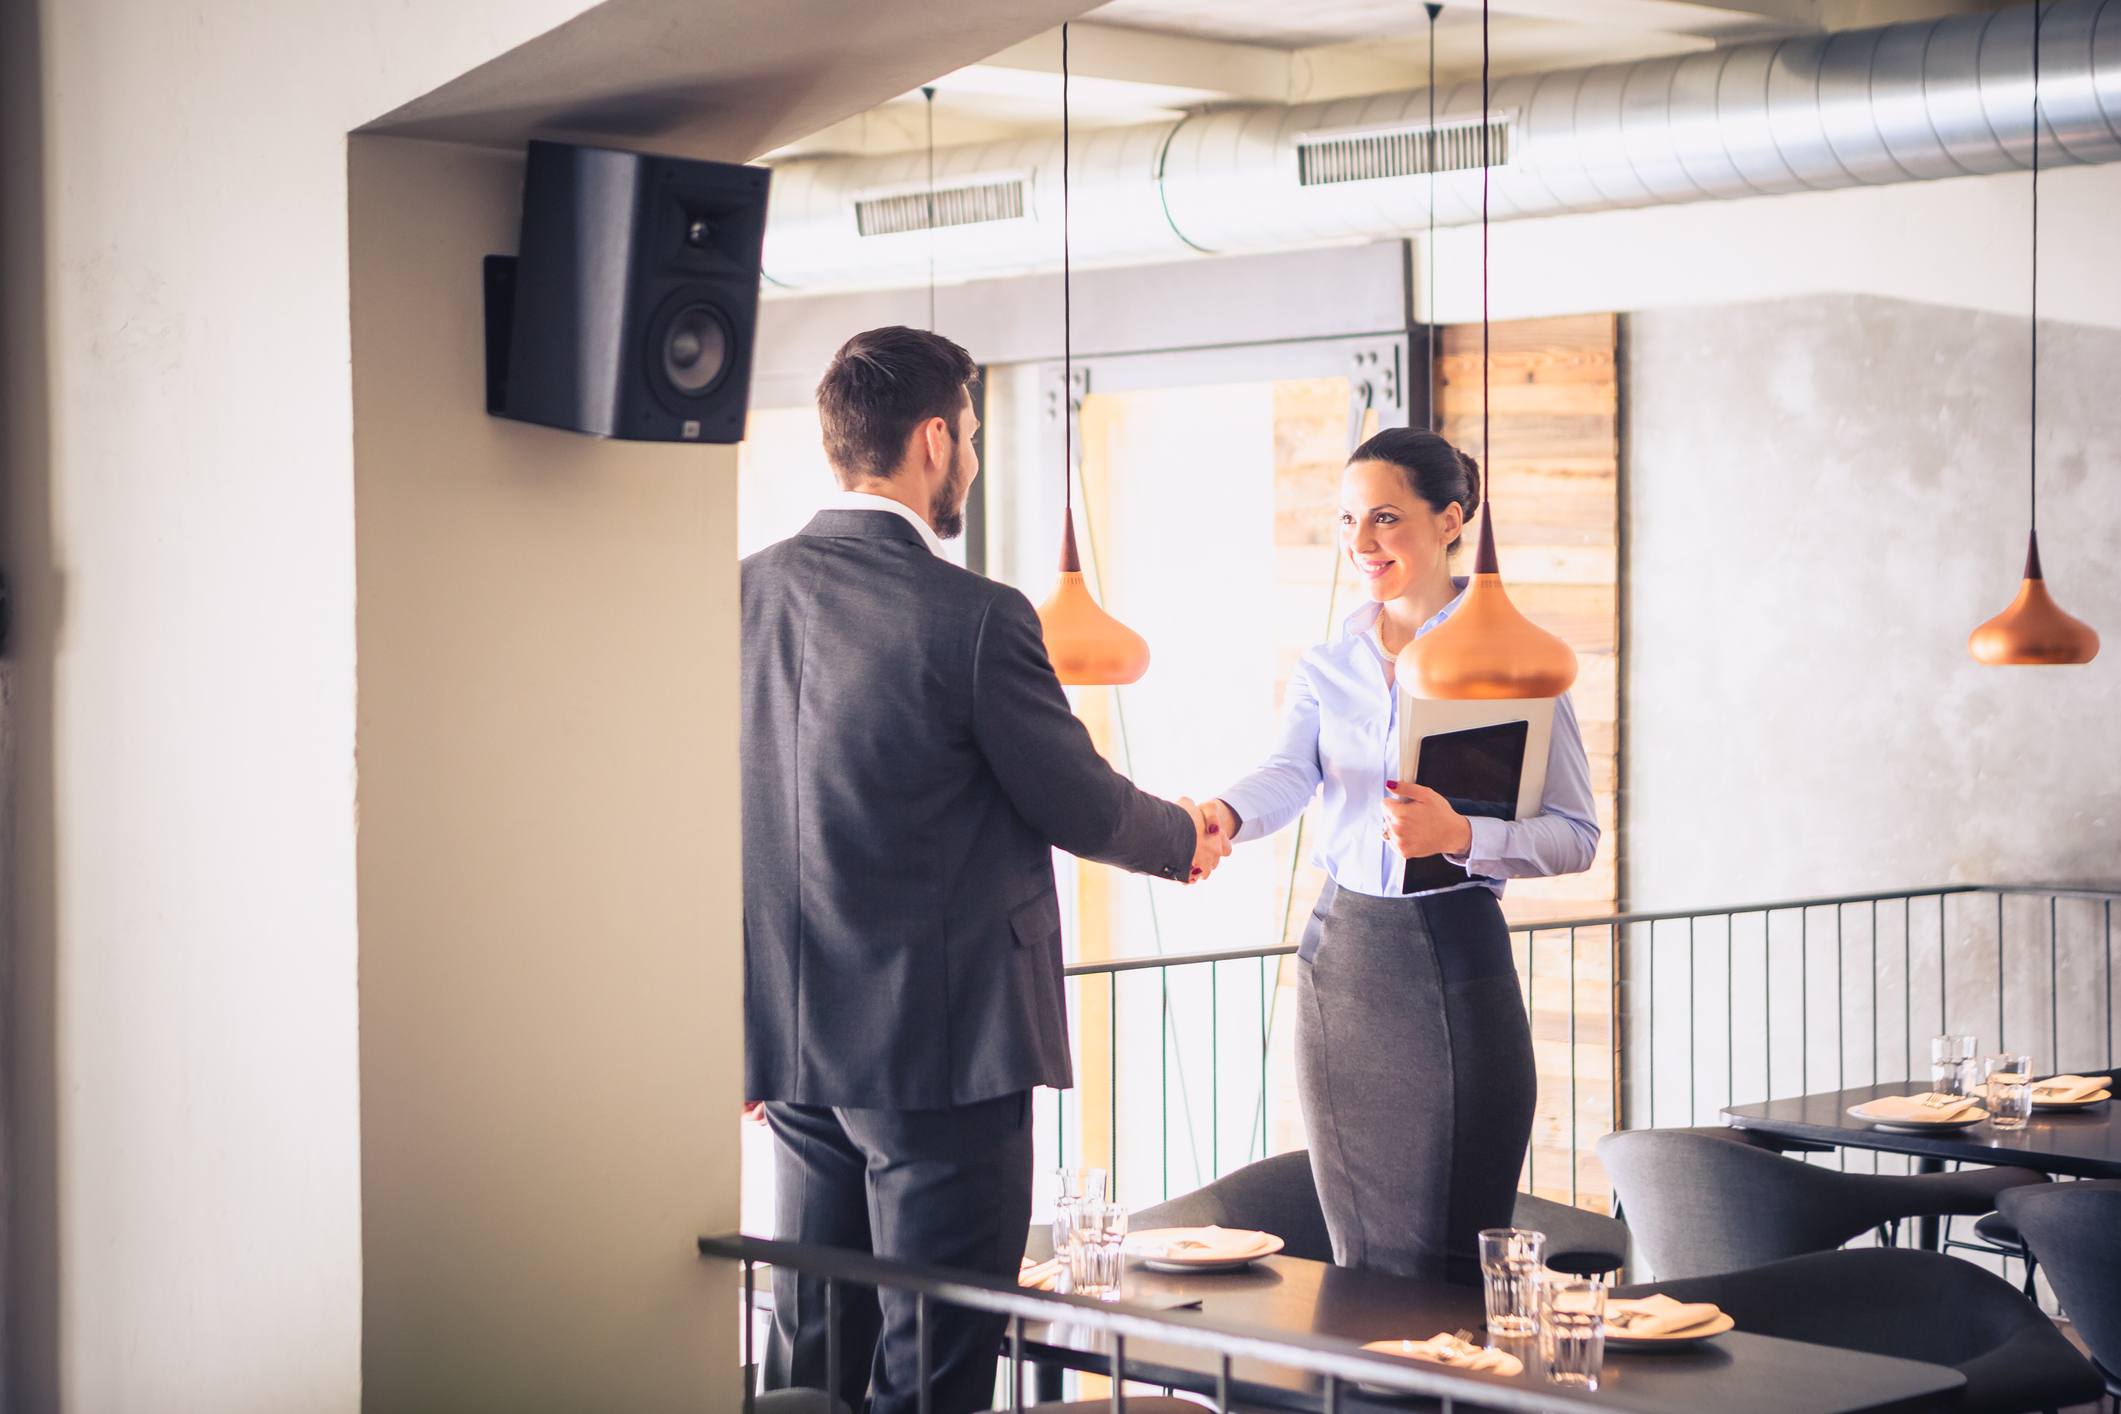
[{"x1": 742, "y1": 510, "x2": 1195, "y2": 1109}]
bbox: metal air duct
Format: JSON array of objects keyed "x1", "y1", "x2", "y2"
[{"x1": 761, "y1": 0, "x2": 2121, "y2": 292}]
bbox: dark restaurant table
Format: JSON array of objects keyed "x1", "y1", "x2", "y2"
[
  {"x1": 1020, "y1": 1251, "x2": 1962, "y2": 1413},
  {"x1": 1722, "y1": 1078, "x2": 2119, "y2": 1247}
]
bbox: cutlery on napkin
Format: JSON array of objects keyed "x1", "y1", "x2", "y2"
[
  {"x1": 1361, "y1": 1333, "x2": 1525, "y2": 1376},
  {"x1": 1605, "y1": 1293, "x2": 1724, "y2": 1337},
  {"x1": 2031, "y1": 1073, "x2": 2109, "y2": 1103},
  {"x1": 1863, "y1": 1092, "x2": 1983, "y2": 1122}
]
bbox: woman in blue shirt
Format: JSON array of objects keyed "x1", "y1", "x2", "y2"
[{"x1": 1201, "y1": 428, "x2": 1599, "y2": 1283}]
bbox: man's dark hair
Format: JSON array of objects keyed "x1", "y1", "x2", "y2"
[{"x1": 816, "y1": 326, "x2": 979, "y2": 487}]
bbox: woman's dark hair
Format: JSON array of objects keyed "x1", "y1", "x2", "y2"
[
  {"x1": 816, "y1": 326, "x2": 980, "y2": 486},
  {"x1": 1348, "y1": 427, "x2": 1481, "y2": 554}
]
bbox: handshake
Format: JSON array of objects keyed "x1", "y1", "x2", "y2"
[{"x1": 1176, "y1": 797, "x2": 1240, "y2": 883}]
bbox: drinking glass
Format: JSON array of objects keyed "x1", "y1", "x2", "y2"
[
  {"x1": 1478, "y1": 1228, "x2": 1546, "y2": 1338},
  {"x1": 1050, "y1": 1168, "x2": 1108, "y2": 1289},
  {"x1": 1985, "y1": 1054, "x2": 2035, "y2": 1130},
  {"x1": 1064, "y1": 1200, "x2": 1128, "y2": 1299},
  {"x1": 1537, "y1": 1275, "x2": 1605, "y2": 1391},
  {"x1": 1930, "y1": 1034, "x2": 1978, "y2": 1096}
]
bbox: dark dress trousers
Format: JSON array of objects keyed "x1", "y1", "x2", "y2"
[{"x1": 743, "y1": 509, "x2": 1194, "y2": 1414}]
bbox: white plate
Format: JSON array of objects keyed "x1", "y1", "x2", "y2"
[
  {"x1": 1606, "y1": 1311, "x2": 1736, "y2": 1350},
  {"x1": 2032, "y1": 1088, "x2": 2111, "y2": 1111},
  {"x1": 1132, "y1": 1232, "x2": 1284, "y2": 1273},
  {"x1": 1846, "y1": 1100, "x2": 1988, "y2": 1131}
]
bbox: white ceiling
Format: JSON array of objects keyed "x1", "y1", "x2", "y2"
[{"x1": 762, "y1": 0, "x2": 2007, "y2": 161}]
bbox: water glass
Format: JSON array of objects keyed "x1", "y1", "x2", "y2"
[
  {"x1": 1050, "y1": 1167, "x2": 1108, "y2": 1288},
  {"x1": 1537, "y1": 1275, "x2": 1605, "y2": 1390},
  {"x1": 1064, "y1": 1200, "x2": 1128, "y2": 1300},
  {"x1": 1985, "y1": 1053, "x2": 2035, "y2": 1130},
  {"x1": 1930, "y1": 1034, "x2": 1979, "y2": 1096},
  {"x1": 1479, "y1": 1228, "x2": 1547, "y2": 1338}
]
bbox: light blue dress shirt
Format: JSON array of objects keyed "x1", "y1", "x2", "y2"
[{"x1": 1217, "y1": 583, "x2": 1600, "y2": 899}]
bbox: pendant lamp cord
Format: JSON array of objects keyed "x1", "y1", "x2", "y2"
[
  {"x1": 1426, "y1": 2, "x2": 1441, "y2": 430},
  {"x1": 1480, "y1": 0, "x2": 1490, "y2": 515},
  {"x1": 2029, "y1": 1, "x2": 2040, "y2": 535},
  {"x1": 924, "y1": 86, "x2": 938, "y2": 332},
  {"x1": 1062, "y1": 22, "x2": 1074, "y2": 521}
]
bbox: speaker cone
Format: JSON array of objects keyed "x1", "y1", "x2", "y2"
[{"x1": 660, "y1": 302, "x2": 730, "y2": 397}]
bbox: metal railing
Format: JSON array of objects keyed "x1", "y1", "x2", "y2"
[
  {"x1": 705, "y1": 1231, "x2": 1652, "y2": 1414},
  {"x1": 1048, "y1": 883, "x2": 2121, "y2": 1211}
]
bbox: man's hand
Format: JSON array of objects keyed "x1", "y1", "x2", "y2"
[
  {"x1": 742, "y1": 1100, "x2": 769, "y2": 1127},
  {"x1": 1381, "y1": 781, "x2": 1473, "y2": 859},
  {"x1": 1177, "y1": 796, "x2": 1233, "y2": 882}
]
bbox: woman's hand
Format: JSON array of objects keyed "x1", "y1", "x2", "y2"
[{"x1": 1381, "y1": 781, "x2": 1472, "y2": 859}]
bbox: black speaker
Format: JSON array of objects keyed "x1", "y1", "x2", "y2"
[{"x1": 485, "y1": 140, "x2": 770, "y2": 443}]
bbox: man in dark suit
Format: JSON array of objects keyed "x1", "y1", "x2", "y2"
[{"x1": 743, "y1": 326, "x2": 1226, "y2": 1414}]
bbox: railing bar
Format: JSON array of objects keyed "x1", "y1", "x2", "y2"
[
  {"x1": 2050, "y1": 895, "x2": 2059, "y2": 1068},
  {"x1": 2107, "y1": 899, "x2": 2114, "y2": 1069},
  {"x1": 743, "y1": 1258, "x2": 757, "y2": 1414},
  {"x1": 1871, "y1": 898, "x2": 1879, "y2": 1089},
  {"x1": 1212, "y1": 961, "x2": 1221, "y2": 1179},
  {"x1": 1057, "y1": 1085, "x2": 1066, "y2": 1176},
  {"x1": 1688, "y1": 916, "x2": 1697, "y2": 1125},
  {"x1": 1218, "y1": 1352, "x2": 1233, "y2": 1414},
  {"x1": 1162, "y1": 966, "x2": 1170, "y2": 1201},
  {"x1": 1526, "y1": 928, "x2": 1535, "y2": 1195},
  {"x1": 1055, "y1": 885, "x2": 2121, "y2": 979},
  {"x1": 1726, "y1": 914, "x2": 1735, "y2": 1111},
  {"x1": 1260, "y1": 954, "x2": 1270, "y2": 1163},
  {"x1": 1908, "y1": 903, "x2": 1925, "y2": 1093},
  {"x1": 1998, "y1": 892, "x2": 2006, "y2": 1052},
  {"x1": 1010, "y1": 1313, "x2": 1024, "y2": 1414},
  {"x1": 1112, "y1": 1334, "x2": 1127, "y2": 1414},
  {"x1": 1836, "y1": 903, "x2": 1845, "y2": 1094},
  {"x1": 1570, "y1": 925, "x2": 1579, "y2": 1206},
  {"x1": 1800, "y1": 907, "x2": 1808, "y2": 1094},
  {"x1": 1648, "y1": 920, "x2": 1657, "y2": 1127},
  {"x1": 1110, "y1": 970, "x2": 1119, "y2": 1195},
  {"x1": 1940, "y1": 894, "x2": 1948, "y2": 1038},
  {"x1": 1764, "y1": 910, "x2": 1772, "y2": 1100},
  {"x1": 1325, "y1": 1372, "x2": 1344, "y2": 1414},
  {"x1": 917, "y1": 1293, "x2": 932, "y2": 1414}
]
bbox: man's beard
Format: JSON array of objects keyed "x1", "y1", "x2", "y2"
[{"x1": 929, "y1": 444, "x2": 972, "y2": 540}]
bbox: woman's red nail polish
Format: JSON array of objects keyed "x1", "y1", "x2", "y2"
[
  {"x1": 1207, "y1": 823, "x2": 1220, "y2": 834},
  {"x1": 1385, "y1": 780, "x2": 1399, "y2": 791}
]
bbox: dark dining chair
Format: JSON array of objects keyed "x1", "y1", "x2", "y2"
[
  {"x1": 1131, "y1": 1149, "x2": 1631, "y2": 1278},
  {"x1": 1614, "y1": 1247, "x2": 2101, "y2": 1414},
  {"x1": 1949, "y1": 1068, "x2": 2121, "y2": 1301},
  {"x1": 2000, "y1": 1179, "x2": 2121, "y2": 1412},
  {"x1": 1597, "y1": 1125, "x2": 2047, "y2": 1280}
]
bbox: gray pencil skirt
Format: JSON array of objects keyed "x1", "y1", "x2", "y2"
[{"x1": 1295, "y1": 880, "x2": 1537, "y2": 1284}]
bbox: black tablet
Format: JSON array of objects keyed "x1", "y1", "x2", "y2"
[{"x1": 1399, "y1": 719, "x2": 1528, "y2": 894}]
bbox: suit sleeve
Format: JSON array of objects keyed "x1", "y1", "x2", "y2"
[{"x1": 970, "y1": 587, "x2": 1195, "y2": 880}]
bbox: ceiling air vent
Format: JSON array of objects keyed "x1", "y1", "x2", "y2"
[
  {"x1": 853, "y1": 175, "x2": 1029, "y2": 237},
  {"x1": 1296, "y1": 115, "x2": 1512, "y2": 187}
]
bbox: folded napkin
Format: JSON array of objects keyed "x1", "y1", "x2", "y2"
[
  {"x1": 1018, "y1": 1256, "x2": 1062, "y2": 1292},
  {"x1": 2032, "y1": 1073, "x2": 2109, "y2": 1103},
  {"x1": 1362, "y1": 1334, "x2": 1524, "y2": 1377},
  {"x1": 1127, "y1": 1226, "x2": 1276, "y2": 1262},
  {"x1": 1862, "y1": 1092, "x2": 1984, "y2": 1122},
  {"x1": 1605, "y1": 1293, "x2": 1723, "y2": 1338}
]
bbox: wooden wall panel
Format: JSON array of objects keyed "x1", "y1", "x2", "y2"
[{"x1": 1440, "y1": 314, "x2": 1622, "y2": 1206}]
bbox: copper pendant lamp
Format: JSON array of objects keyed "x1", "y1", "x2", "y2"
[
  {"x1": 1398, "y1": 0, "x2": 1577, "y2": 701},
  {"x1": 1969, "y1": 5, "x2": 2099, "y2": 667},
  {"x1": 1037, "y1": 23, "x2": 1151, "y2": 686}
]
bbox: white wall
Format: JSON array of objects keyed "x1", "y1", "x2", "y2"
[
  {"x1": 0, "y1": 2, "x2": 601, "y2": 1409},
  {"x1": 349, "y1": 135, "x2": 738, "y2": 1412}
]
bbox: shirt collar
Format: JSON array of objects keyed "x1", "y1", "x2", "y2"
[
  {"x1": 1338, "y1": 577, "x2": 1471, "y2": 643},
  {"x1": 825, "y1": 491, "x2": 945, "y2": 557}
]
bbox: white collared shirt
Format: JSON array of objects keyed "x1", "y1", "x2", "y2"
[
  {"x1": 825, "y1": 490, "x2": 945, "y2": 558},
  {"x1": 1217, "y1": 582, "x2": 1600, "y2": 898}
]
